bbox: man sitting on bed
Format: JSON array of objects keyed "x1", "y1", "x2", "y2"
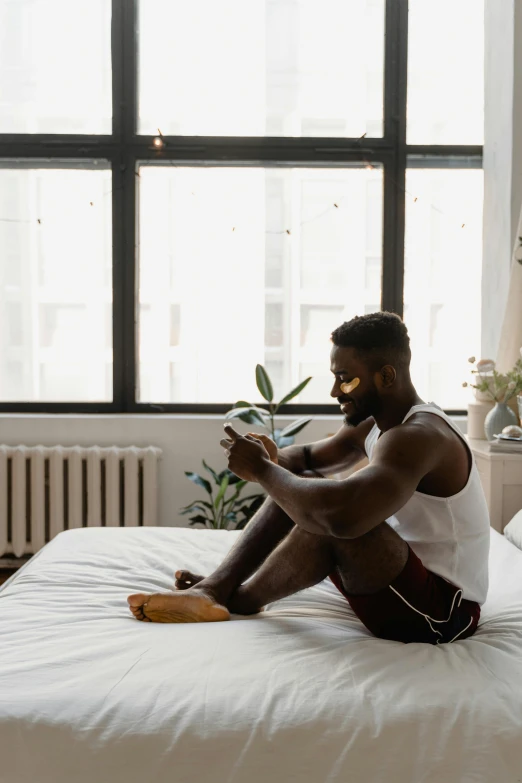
[{"x1": 128, "y1": 312, "x2": 490, "y2": 644}]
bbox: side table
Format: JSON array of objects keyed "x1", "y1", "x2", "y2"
[{"x1": 467, "y1": 438, "x2": 522, "y2": 532}]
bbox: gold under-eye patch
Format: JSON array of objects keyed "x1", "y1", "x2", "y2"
[{"x1": 340, "y1": 378, "x2": 360, "y2": 394}]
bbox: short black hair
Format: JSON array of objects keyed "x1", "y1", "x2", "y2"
[{"x1": 330, "y1": 312, "x2": 411, "y2": 371}]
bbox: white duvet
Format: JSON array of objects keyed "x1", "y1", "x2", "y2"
[{"x1": 1, "y1": 526, "x2": 522, "y2": 783}]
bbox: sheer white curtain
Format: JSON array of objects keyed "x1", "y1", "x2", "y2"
[{"x1": 496, "y1": 200, "x2": 522, "y2": 372}]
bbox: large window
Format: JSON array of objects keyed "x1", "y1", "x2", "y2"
[{"x1": 0, "y1": 0, "x2": 484, "y2": 414}]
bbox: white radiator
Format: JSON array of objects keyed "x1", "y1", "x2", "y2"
[{"x1": 0, "y1": 445, "x2": 162, "y2": 557}]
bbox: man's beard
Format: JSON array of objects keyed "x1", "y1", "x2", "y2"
[
  {"x1": 343, "y1": 409, "x2": 370, "y2": 427},
  {"x1": 342, "y1": 391, "x2": 380, "y2": 427}
]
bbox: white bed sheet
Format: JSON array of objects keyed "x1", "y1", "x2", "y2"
[{"x1": 1, "y1": 526, "x2": 522, "y2": 783}]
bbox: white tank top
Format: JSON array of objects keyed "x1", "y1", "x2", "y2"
[{"x1": 364, "y1": 402, "x2": 490, "y2": 605}]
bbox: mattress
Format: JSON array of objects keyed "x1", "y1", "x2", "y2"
[{"x1": 1, "y1": 526, "x2": 522, "y2": 783}]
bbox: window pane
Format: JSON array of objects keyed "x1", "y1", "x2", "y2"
[
  {"x1": 139, "y1": 0, "x2": 385, "y2": 138},
  {"x1": 0, "y1": 0, "x2": 111, "y2": 133},
  {"x1": 138, "y1": 166, "x2": 383, "y2": 404},
  {"x1": 407, "y1": 0, "x2": 484, "y2": 144},
  {"x1": 0, "y1": 166, "x2": 113, "y2": 401},
  {"x1": 404, "y1": 169, "x2": 483, "y2": 409}
]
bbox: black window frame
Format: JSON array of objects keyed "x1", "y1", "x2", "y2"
[{"x1": 0, "y1": 0, "x2": 482, "y2": 416}]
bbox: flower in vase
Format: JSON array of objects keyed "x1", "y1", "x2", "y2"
[
  {"x1": 465, "y1": 354, "x2": 522, "y2": 405},
  {"x1": 476, "y1": 359, "x2": 495, "y2": 373}
]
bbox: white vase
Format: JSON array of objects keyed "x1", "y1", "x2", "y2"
[{"x1": 467, "y1": 400, "x2": 494, "y2": 439}]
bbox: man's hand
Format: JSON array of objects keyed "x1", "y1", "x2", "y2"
[
  {"x1": 220, "y1": 424, "x2": 273, "y2": 483},
  {"x1": 245, "y1": 432, "x2": 279, "y2": 464}
]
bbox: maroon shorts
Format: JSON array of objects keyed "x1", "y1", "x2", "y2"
[{"x1": 329, "y1": 545, "x2": 480, "y2": 645}]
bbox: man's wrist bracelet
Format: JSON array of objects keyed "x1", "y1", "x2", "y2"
[{"x1": 303, "y1": 445, "x2": 313, "y2": 471}]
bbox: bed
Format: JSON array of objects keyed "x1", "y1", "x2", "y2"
[{"x1": 1, "y1": 525, "x2": 522, "y2": 783}]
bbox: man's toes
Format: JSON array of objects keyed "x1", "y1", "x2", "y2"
[
  {"x1": 175, "y1": 570, "x2": 193, "y2": 583},
  {"x1": 128, "y1": 592, "x2": 149, "y2": 608},
  {"x1": 174, "y1": 570, "x2": 197, "y2": 590},
  {"x1": 128, "y1": 593, "x2": 153, "y2": 621}
]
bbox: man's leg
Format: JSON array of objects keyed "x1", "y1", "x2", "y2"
[
  {"x1": 128, "y1": 490, "x2": 409, "y2": 623},
  {"x1": 127, "y1": 470, "x2": 323, "y2": 622},
  {"x1": 173, "y1": 469, "x2": 325, "y2": 602},
  {"x1": 225, "y1": 520, "x2": 409, "y2": 615}
]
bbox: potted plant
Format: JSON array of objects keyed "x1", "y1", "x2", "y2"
[
  {"x1": 180, "y1": 462, "x2": 265, "y2": 530},
  {"x1": 180, "y1": 364, "x2": 314, "y2": 529},
  {"x1": 464, "y1": 352, "x2": 522, "y2": 440}
]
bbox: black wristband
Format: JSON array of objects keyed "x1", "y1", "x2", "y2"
[{"x1": 303, "y1": 445, "x2": 313, "y2": 471}]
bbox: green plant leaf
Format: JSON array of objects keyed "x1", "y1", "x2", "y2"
[
  {"x1": 256, "y1": 364, "x2": 274, "y2": 402},
  {"x1": 224, "y1": 407, "x2": 268, "y2": 426},
  {"x1": 248, "y1": 495, "x2": 266, "y2": 513},
  {"x1": 201, "y1": 459, "x2": 221, "y2": 484},
  {"x1": 279, "y1": 416, "x2": 313, "y2": 438},
  {"x1": 274, "y1": 433, "x2": 294, "y2": 449},
  {"x1": 235, "y1": 495, "x2": 265, "y2": 519},
  {"x1": 217, "y1": 511, "x2": 237, "y2": 528},
  {"x1": 188, "y1": 514, "x2": 211, "y2": 527},
  {"x1": 179, "y1": 504, "x2": 212, "y2": 516},
  {"x1": 214, "y1": 474, "x2": 230, "y2": 509},
  {"x1": 222, "y1": 484, "x2": 246, "y2": 508},
  {"x1": 184, "y1": 472, "x2": 212, "y2": 495},
  {"x1": 228, "y1": 474, "x2": 247, "y2": 486},
  {"x1": 179, "y1": 499, "x2": 214, "y2": 512},
  {"x1": 274, "y1": 376, "x2": 313, "y2": 410},
  {"x1": 217, "y1": 471, "x2": 246, "y2": 487},
  {"x1": 233, "y1": 496, "x2": 266, "y2": 529}
]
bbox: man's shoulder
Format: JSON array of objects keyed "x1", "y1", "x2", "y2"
[{"x1": 378, "y1": 412, "x2": 447, "y2": 456}]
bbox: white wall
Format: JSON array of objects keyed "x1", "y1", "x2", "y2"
[
  {"x1": 482, "y1": 0, "x2": 522, "y2": 360},
  {"x1": 0, "y1": 413, "x2": 466, "y2": 528}
]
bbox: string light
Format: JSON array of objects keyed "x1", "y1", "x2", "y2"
[
  {"x1": 152, "y1": 128, "x2": 165, "y2": 150},
  {"x1": 0, "y1": 137, "x2": 472, "y2": 234}
]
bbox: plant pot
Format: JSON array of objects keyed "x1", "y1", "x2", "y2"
[{"x1": 484, "y1": 402, "x2": 518, "y2": 441}]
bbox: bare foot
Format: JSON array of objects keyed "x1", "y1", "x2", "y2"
[
  {"x1": 127, "y1": 588, "x2": 230, "y2": 624},
  {"x1": 172, "y1": 573, "x2": 263, "y2": 616},
  {"x1": 174, "y1": 570, "x2": 205, "y2": 591}
]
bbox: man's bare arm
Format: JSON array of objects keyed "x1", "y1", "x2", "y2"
[
  {"x1": 255, "y1": 422, "x2": 439, "y2": 538},
  {"x1": 323, "y1": 423, "x2": 440, "y2": 537},
  {"x1": 277, "y1": 417, "x2": 374, "y2": 475}
]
